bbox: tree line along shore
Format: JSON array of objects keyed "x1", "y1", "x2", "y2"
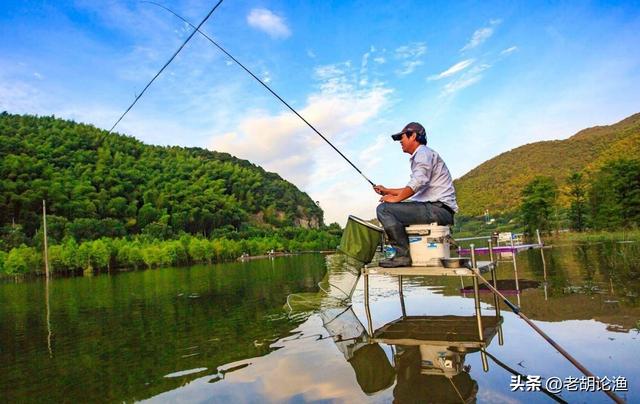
[{"x1": 0, "y1": 228, "x2": 341, "y2": 277}]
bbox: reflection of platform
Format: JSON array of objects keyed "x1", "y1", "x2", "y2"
[
  {"x1": 373, "y1": 315, "x2": 503, "y2": 349},
  {"x1": 458, "y1": 243, "x2": 542, "y2": 255},
  {"x1": 363, "y1": 261, "x2": 494, "y2": 277},
  {"x1": 362, "y1": 253, "x2": 505, "y2": 373}
]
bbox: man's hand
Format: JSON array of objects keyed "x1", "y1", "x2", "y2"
[
  {"x1": 373, "y1": 185, "x2": 388, "y2": 195},
  {"x1": 380, "y1": 194, "x2": 401, "y2": 203},
  {"x1": 378, "y1": 186, "x2": 415, "y2": 203}
]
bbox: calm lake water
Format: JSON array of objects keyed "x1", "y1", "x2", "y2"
[{"x1": 1, "y1": 242, "x2": 639, "y2": 403}]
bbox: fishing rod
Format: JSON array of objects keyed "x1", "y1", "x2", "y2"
[
  {"x1": 467, "y1": 263, "x2": 625, "y2": 403},
  {"x1": 105, "y1": 0, "x2": 225, "y2": 137},
  {"x1": 143, "y1": 1, "x2": 376, "y2": 188},
  {"x1": 482, "y1": 349, "x2": 568, "y2": 403}
]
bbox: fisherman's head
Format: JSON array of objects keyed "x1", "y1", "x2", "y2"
[{"x1": 391, "y1": 122, "x2": 427, "y2": 153}]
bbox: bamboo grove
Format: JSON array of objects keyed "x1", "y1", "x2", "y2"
[{"x1": 0, "y1": 113, "x2": 341, "y2": 275}]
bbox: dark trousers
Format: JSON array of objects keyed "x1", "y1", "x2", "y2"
[{"x1": 376, "y1": 202, "x2": 454, "y2": 256}]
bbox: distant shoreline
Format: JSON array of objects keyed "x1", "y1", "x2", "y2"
[{"x1": 237, "y1": 250, "x2": 336, "y2": 261}]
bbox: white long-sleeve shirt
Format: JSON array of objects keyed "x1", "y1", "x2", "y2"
[{"x1": 406, "y1": 145, "x2": 459, "y2": 212}]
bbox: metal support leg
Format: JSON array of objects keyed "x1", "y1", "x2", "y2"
[
  {"x1": 363, "y1": 267, "x2": 373, "y2": 338},
  {"x1": 488, "y1": 240, "x2": 503, "y2": 345},
  {"x1": 510, "y1": 238, "x2": 521, "y2": 306},
  {"x1": 540, "y1": 245, "x2": 549, "y2": 301},
  {"x1": 398, "y1": 275, "x2": 407, "y2": 318},
  {"x1": 471, "y1": 245, "x2": 489, "y2": 372}
]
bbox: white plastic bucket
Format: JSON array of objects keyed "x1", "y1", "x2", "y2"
[{"x1": 406, "y1": 224, "x2": 451, "y2": 266}]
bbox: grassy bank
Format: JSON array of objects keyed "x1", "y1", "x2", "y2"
[{"x1": 551, "y1": 228, "x2": 640, "y2": 243}]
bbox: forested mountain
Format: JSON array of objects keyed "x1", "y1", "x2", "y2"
[
  {"x1": 454, "y1": 113, "x2": 640, "y2": 216},
  {"x1": 0, "y1": 113, "x2": 323, "y2": 241}
]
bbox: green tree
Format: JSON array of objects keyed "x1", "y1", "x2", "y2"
[
  {"x1": 0, "y1": 250, "x2": 6, "y2": 274},
  {"x1": 520, "y1": 176, "x2": 558, "y2": 234},
  {"x1": 589, "y1": 158, "x2": 640, "y2": 229},
  {"x1": 567, "y1": 172, "x2": 587, "y2": 231},
  {"x1": 4, "y1": 246, "x2": 40, "y2": 275},
  {"x1": 90, "y1": 239, "x2": 110, "y2": 270}
]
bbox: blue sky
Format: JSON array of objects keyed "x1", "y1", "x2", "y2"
[{"x1": 2, "y1": 0, "x2": 640, "y2": 224}]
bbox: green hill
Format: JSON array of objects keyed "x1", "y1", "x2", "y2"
[
  {"x1": 454, "y1": 113, "x2": 640, "y2": 216},
  {"x1": 0, "y1": 113, "x2": 323, "y2": 241}
]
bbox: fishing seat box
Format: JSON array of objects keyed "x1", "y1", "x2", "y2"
[{"x1": 406, "y1": 224, "x2": 451, "y2": 266}]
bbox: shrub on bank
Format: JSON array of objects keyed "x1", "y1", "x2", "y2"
[
  {"x1": 0, "y1": 230, "x2": 341, "y2": 276},
  {"x1": 3, "y1": 246, "x2": 41, "y2": 275}
]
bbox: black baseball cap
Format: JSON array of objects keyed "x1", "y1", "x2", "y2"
[{"x1": 391, "y1": 122, "x2": 426, "y2": 141}]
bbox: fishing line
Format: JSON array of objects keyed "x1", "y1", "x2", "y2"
[
  {"x1": 105, "y1": 0, "x2": 225, "y2": 136},
  {"x1": 143, "y1": 1, "x2": 376, "y2": 187}
]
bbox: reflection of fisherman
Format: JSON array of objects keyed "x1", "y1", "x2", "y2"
[
  {"x1": 374, "y1": 122, "x2": 458, "y2": 268},
  {"x1": 394, "y1": 346, "x2": 477, "y2": 403},
  {"x1": 322, "y1": 307, "x2": 478, "y2": 401}
]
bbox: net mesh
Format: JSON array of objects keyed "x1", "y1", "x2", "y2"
[{"x1": 286, "y1": 253, "x2": 363, "y2": 313}]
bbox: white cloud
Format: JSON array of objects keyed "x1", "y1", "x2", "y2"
[
  {"x1": 373, "y1": 57, "x2": 386, "y2": 64},
  {"x1": 33, "y1": 72, "x2": 44, "y2": 80},
  {"x1": 311, "y1": 180, "x2": 379, "y2": 225},
  {"x1": 307, "y1": 49, "x2": 316, "y2": 58},
  {"x1": 359, "y1": 135, "x2": 387, "y2": 170},
  {"x1": 460, "y1": 20, "x2": 501, "y2": 52},
  {"x1": 395, "y1": 42, "x2": 427, "y2": 76},
  {"x1": 501, "y1": 46, "x2": 518, "y2": 55},
  {"x1": 397, "y1": 60, "x2": 423, "y2": 76},
  {"x1": 428, "y1": 59, "x2": 474, "y2": 81},
  {"x1": 442, "y1": 74, "x2": 482, "y2": 95},
  {"x1": 0, "y1": 78, "x2": 47, "y2": 113},
  {"x1": 262, "y1": 70, "x2": 272, "y2": 84},
  {"x1": 395, "y1": 42, "x2": 427, "y2": 59},
  {"x1": 441, "y1": 64, "x2": 491, "y2": 95},
  {"x1": 247, "y1": 8, "x2": 291, "y2": 39},
  {"x1": 208, "y1": 57, "x2": 392, "y2": 191}
]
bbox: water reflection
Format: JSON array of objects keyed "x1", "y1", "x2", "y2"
[
  {"x1": 1, "y1": 241, "x2": 639, "y2": 402},
  {"x1": 322, "y1": 289, "x2": 503, "y2": 402},
  {"x1": 0, "y1": 255, "x2": 328, "y2": 403}
]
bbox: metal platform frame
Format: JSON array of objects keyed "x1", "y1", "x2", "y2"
[{"x1": 361, "y1": 244, "x2": 504, "y2": 372}]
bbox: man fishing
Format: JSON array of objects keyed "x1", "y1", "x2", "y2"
[{"x1": 373, "y1": 122, "x2": 458, "y2": 268}]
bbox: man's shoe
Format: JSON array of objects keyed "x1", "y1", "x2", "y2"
[{"x1": 379, "y1": 255, "x2": 412, "y2": 268}]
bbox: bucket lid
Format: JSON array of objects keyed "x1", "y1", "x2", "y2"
[{"x1": 348, "y1": 215, "x2": 384, "y2": 232}]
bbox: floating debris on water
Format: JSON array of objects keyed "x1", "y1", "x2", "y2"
[
  {"x1": 607, "y1": 325, "x2": 629, "y2": 333},
  {"x1": 563, "y1": 284, "x2": 603, "y2": 294},
  {"x1": 208, "y1": 375, "x2": 222, "y2": 384},
  {"x1": 163, "y1": 367, "x2": 207, "y2": 378},
  {"x1": 219, "y1": 362, "x2": 250, "y2": 374}
]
